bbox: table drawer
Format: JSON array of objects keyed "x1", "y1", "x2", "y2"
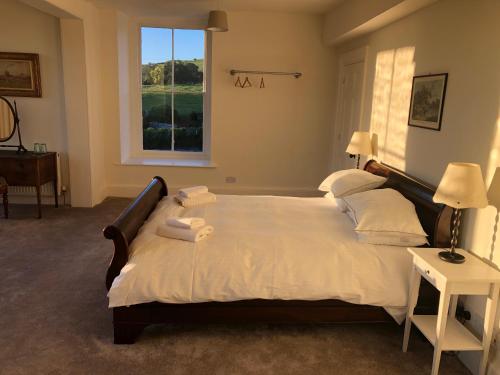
[
  {"x1": 414, "y1": 256, "x2": 445, "y2": 289},
  {"x1": 0, "y1": 159, "x2": 37, "y2": 185}
]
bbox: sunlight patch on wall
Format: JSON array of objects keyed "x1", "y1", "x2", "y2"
[
  {"x1": 369, "y1": 50, "x2": 394, "y2": 163},
  {"x1": 369, "y1": 47, "x2": 415, "y2": 171}
]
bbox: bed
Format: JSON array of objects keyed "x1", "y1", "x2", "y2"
[{"x1": 103, "y1": 160, "x2": 452, "y2": 344}]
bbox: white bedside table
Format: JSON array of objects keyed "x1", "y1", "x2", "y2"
[{"x1": 403, "y1": 248, "x2": 500, "y2": 375}]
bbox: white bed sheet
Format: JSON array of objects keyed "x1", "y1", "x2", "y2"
[{"x1": 108, "y1": 195, "x2": 413, "y2": 323}]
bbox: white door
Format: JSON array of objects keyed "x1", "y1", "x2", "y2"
[{"x1": 335, "y1": 61, "x2": 365, "y2": 169}]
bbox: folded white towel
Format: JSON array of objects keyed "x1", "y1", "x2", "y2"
[
  {"x1": 157, "y1": 224, "x2": 214, "y2": 242},
  {"x1": 166, "y1": 217, "x2": 206, "y2": 229},
  {"x1": 179, "y1": 185, "x2": 209, "y2": 198},
  {"x1": 175, "y1": 192, "x2": 217, "y2": 208}
]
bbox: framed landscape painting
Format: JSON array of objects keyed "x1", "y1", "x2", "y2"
[
  {"x1": 0, "y1": 52, "x2": 42, "y2": 97},
  {"x1": 408, "y1": 73, "x2": 448, "y2": 131}
]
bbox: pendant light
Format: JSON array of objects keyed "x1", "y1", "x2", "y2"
[{"x1": 206, "y1": 10, "x2": 228, "y2": 32}]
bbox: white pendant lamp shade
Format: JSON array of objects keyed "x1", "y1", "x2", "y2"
[
  {"x1": 346, "y1": 131, "x2": 372, "y2": 156},
  {"x1": 206, "y1": 10, "x2": 228, "y2": 32},
  {"x1": 433, "y1": 162, "x2": 489, "y2": 209}
]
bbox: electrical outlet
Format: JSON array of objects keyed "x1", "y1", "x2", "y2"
[{"x1": 225, "y1": 176, "x2": 236, "y2": 184}]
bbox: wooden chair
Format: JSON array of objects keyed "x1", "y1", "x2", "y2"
[{"x1": 0, "y1": 177, "x2": 7, "y2": 219}]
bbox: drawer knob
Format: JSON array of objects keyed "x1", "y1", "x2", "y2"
[{"x1": 425, "y1": 270, "x2": 430, "y2": 275}]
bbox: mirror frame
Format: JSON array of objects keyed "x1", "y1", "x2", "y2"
[
  {"x1": 0, "y1": 96, "x2": 27, "y2": 153},
  {"x1": 0, "y1": 96, "x2": 17, "y2": 142}
]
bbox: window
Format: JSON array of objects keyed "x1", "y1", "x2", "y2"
[{"x1": 141, "y1": 27, "x2": 205, "y2": 153}]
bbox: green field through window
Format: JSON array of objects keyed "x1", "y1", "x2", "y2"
[{"x1": 141, "y1": 28, "x2": 204, "y2": 152}]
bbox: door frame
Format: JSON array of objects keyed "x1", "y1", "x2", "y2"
[{"x1": 333, "y1": 46, "x2": 368, "y2": 170}]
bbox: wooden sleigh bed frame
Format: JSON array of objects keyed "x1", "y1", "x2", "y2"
[{"x1": 103, "y1": 160, "x2": 452, "y2": 344}]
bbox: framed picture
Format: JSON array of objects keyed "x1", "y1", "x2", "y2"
[
  {"x1": 0, "y1": 52, "x2": 42, "y2": 97},
  {"x1": 408, "y1": 73, "x2": 448, "y2": 131}
]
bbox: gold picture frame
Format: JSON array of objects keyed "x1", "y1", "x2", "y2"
[{"x1": 0, "y1": 52, "x2": 42, "y2": 97}]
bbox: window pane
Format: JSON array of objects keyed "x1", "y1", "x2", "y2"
[
  {"x1": 141, "y1": 27, "x2": 173, "y2": 150},
  {"x1": 174, "y1": 93, "x2": 203, "y2": 151},
  {"x1": 173, "y1": 29, "x2": 204, "y2": 152}
]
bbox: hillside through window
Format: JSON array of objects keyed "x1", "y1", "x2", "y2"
[{"x1": 141, "y1": 27, "x2": 205, "y2": 152}]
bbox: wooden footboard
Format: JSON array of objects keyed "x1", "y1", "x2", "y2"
[{"x1": 103, "y1": 176, "x2": 167, "y2": 290}]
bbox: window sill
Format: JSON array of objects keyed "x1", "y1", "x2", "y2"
[{"x1": 119, "y1": 158, "x2": 217, "y2": 168}]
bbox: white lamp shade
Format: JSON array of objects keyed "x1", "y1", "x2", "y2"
[
  {"x1": 206, "y1": 10, "x2": 228, "y2": 32},
  {"x1": 346, "y1": 131, "x2": 372, "y2": 156},
  {"x1": 433, "y1": 162, "x2": 489, "y2": 209},
  {"x1": 487, "y1": 167, "x2": 500, "y2": 208}
]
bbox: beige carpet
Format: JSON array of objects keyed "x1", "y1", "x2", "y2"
[{"x1": 0, "y1": 198, "x2": 470, "y2": 374}]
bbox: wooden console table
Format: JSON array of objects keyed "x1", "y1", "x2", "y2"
[{"x1": 0, "y1": 151, "x2": 58, "y2": 218}]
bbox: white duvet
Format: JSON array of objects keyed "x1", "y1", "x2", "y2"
[{"x1": 108, "y1": 195, "x2": 413, "y2": 323}]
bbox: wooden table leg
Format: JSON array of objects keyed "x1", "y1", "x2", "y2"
[
  {"x1": 53, "y1": 178, "x2": 59, "y2": 208},
  {"x1": 432, "y1": 285, "x2": 451, "y2": 375},
  {"x1": 36, "y1": 184, "x2": 42, "y2": 219},
  {"x1": 2, "y1": 191, "x2": 7, "y2": 219},
  {"x1": 403, "y1": 266, "x2": 421, "y2": 352},
  {"x1": 479, "y1": 283, "x2": 499, "y2": 375}
]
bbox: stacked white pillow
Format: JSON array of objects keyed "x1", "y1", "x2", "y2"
[
  {"x1": 342, "y1": 188, "x2": 428, "y2": 247},
  {"x1": 319, "y1": 169, "x2": 387, "y2": 198},
  {"x1": 318, "y1": 169, "x2": 427, "y2": 247},
  {"x1": 323, "y1": 192, "x2": 348, "y2": 212}
]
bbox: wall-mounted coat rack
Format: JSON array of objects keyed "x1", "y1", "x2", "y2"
[{"x1": 230, "y1": 69, "x2": 302, "y2": 79}]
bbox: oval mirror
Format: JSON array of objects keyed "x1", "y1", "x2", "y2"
[{"x1": 0, "y1": 97, "x2": 16, "y2": 142}]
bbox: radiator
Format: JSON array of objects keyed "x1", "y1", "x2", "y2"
[
  {"x1": 10, "y1": 183, "x2": 59, "y2": 197},
  {"x1": 9, "y1": 152, "x2": 62, "y2": 197}
]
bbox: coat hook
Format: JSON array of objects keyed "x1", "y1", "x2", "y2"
[
  {"x1": 235, "y1": 76, "x2": 243, "y2": 88},
  {"x1": 242, "y1": 76, "x2": 252, "y2": 88},
  {"x1": 260, "y1": 77, "x2": 265, "y2": 88}
]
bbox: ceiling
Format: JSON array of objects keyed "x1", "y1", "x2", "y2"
[{"x1": 86, "y1": 0, "x2": 345, "y2": 17}]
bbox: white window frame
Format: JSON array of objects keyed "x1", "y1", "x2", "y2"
[{"x1": 124, "y1": 20, "x2": 212, "y2": 165}]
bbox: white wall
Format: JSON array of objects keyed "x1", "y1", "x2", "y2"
[
  {"x1": 21, "y1": 0, "x2": 108, "y2": 207},
  {"x1": 16, "y1": 0, "x2": 336, "y2": 204},
  {"x1": 59, "y1": 18, "x2": 92, "y2": 205},
  {"x1": 333, "y1": 0, "x2": 500, "y2": 373},
  {"x1": 0, "y1": 0, "x2": 69, "y2": 194},
  {"x1": 103, "y1": 11, "x2": 336, "y2": 197},
  {"x1": 323, "y1": 0, "x2": 437, "y2": 45}
]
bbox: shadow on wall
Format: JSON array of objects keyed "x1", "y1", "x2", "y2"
[
  {"x1": 486, "y1": 168, "x2": 500, "y2": 263},
  {"x1": 459, "y1": 112, "x2": 500, "y2": 373},
  {"x1": 465, "y1": 115, "x2": 500, "y2": 265},
  {"x1": 368, "y1": 47, "x2": 415, "y2": 171}
]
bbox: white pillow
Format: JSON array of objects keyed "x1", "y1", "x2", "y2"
[
  {"x1": 318, "y1": 169, "x2": 387, "y2": 198},
  {"x1": 324, "y1": 192, "x2": 348, "y2": 212},
  {"x1": 343, "y1": 188, "x2": 428, "y2": 246},
  {"x1": 356, "y1": 232, "x2": 428, "y2": 247}
]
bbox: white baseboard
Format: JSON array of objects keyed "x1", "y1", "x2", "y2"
[{"x1": 105, "y1": 184, "x2": 322, "y2": 199}]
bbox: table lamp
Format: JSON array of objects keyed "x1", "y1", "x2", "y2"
[
  {"x1": 346, "y1": 131, "x2": 372, "y2": 169},
  {"x1": 433, "y1": 162, "x2": 489, "y2": 263}
]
